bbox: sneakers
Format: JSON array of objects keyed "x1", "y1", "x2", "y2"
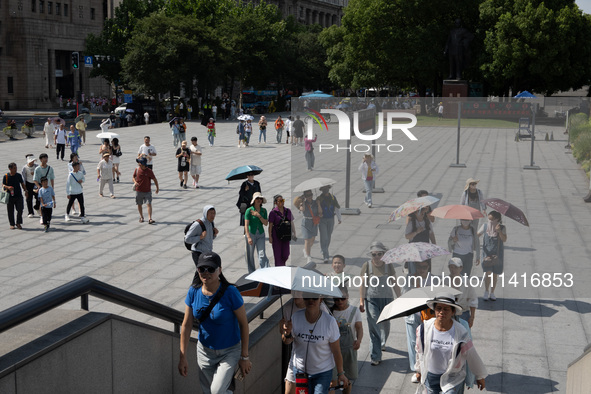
[
  {"x1": 183, "y1": 183, "x2": 187, "y2": 189},
  {"x1": 368, "y1": 203, "x2": 372, "y2": 208},
  {"x1": 483, "y1": 290, "x2": 489, "y2": 300},
  {"x1": 411, "y1": 374, "x2": 419, "y2": 383},
  {"x1": 40, "y1": 217, "x2": 43, "y2": 225},
  {"x1": 65, "y1": 214, "x2": 71, "y2": 222},
  {"x1": 489, "y1": 292, "x2": 497, "y2": 301},
  {"x1": 43, "y1": 225, "x2": 49, "y2": 232},
  {"x1": 195, "y1": 185, "x2": 200, "y2": 189},
  {"x1": 370, "y1": 360, "x2": 380, "y2": 366},
  {"x1": 28, "y1": 214, "x2": 34, "y2": 218},
  {"x1": 80, "y1": 217, "x2": 89, "y2": 224},
  {"x1": 180, "y1": 180, "x2": 184, "y2": 187}
]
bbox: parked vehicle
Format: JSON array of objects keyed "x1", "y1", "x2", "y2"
[{"x1": 58, "y1": 106, "x2": 90, "y2": 119}]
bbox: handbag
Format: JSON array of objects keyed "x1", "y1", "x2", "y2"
[
  {"x1": 1, "y1": 173, "x2": 10, "y2": 204},
  {"x1": 0, "y1": 190, "x2": 9, "y2": 204},
  {"x1": 309, "y1": 205, "x2": 320, "y2": 225}
]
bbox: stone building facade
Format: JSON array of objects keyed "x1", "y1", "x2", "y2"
[
  {"x1": 267, "y1": 0, "x2": 347, "y2": 27},
  {"x1": 0, "y1": 0, "x2": 115, "y2": 110}
]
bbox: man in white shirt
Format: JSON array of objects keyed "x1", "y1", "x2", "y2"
[
  {"x1": 144, "y1": 111, "x2": 150, "y2": 125},
  {"x1": 54, "y1": 123, "x2": 68, "y2": 161},
  {"x1": 43, "y1": 118, "x2": 55, "y2": 148},
  {"x1": 137, "y1": 136, "x2": 157, "y2": 170},
  {"x1": 189, "y1": 136, "x2": 202, "y2": 188},
  {"x1": 284, "y1": 116, "x2": 293, "y2": 145}
]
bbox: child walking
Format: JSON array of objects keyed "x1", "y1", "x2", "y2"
[{"x1": 38, "y1": 177, "x2": 55, "y2": 232}]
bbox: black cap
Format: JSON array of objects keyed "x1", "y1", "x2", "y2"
[{"x1": 197, "y1": 252, "x2": 222, "y2": 269}]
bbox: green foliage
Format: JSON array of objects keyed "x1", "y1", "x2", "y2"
[
  {"x1": 479, "y1": 0, "x2": 591, "y2": 94},
  {"x1": 573, "y1": 132, "x2": 591, "y2": 163},
  {"x1": 568, "y1": 113, "x2": 590, "y2": 142},
  {"x1": 122, "y1": 11, "x2": 220, "y2": 96},
  {"x1": 321, "y1": 0, "x2": 481, "y2": 92},
  {"x1": 85, "y1": 0, "x2": 166, "y2": 85}
]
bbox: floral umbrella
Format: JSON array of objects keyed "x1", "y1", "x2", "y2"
[
  {"x1": 388, "y1": 196, "x2": 440, "y2": 222},
  {"x1": 381, "y1": 242, "x2": 451, "y2": 264}
]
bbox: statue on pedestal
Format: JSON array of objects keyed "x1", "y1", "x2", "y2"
[{"x1": 444, "y1": 19, "x2": 474, "y2": 80}]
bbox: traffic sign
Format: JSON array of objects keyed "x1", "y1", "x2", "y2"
[{"x1": 84, "y1": 56, "x2": 93, "y2": 68}]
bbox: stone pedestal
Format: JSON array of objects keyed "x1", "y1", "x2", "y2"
[
  {"x1": 442, "y1": 80, "x2": 469, "y2": 118},
  {"x1": 442, "y1": 80, "x2": 468, "y2": 97}
]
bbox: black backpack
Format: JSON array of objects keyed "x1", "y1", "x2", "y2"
[
  {"x1": 184, "y1": 219, "x2": 212, "y2": 250},
  {"x1": 275, "y1": 209, "x2": 292, "y2": 241}
]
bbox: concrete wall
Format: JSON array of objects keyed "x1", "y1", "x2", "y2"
[
  {"x1": 566, "y1": 343, "x2": 591, "y2": 394},
  {"x1": 0, "y1": 309, "x2": 284, "y2": 394}
]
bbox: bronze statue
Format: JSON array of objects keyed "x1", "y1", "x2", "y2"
[{"x1": 444, "y1": 19, "x2": 474, "y2": 80}]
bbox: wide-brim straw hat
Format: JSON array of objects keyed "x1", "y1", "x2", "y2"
[
  {"x1": 250, "y1": 192, "x2": 267, "y2": 205},
  {"x1": 464, "y1": 178, "x2": 479, "y2": 190}
]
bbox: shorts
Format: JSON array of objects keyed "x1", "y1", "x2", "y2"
[
  {"x1": 178, "y1": 164, "x2": 190, "y2": 172},
  {"x1": 294, "y1": 129, "x2": 304, "y2": 138},
  {"x1": 285, "y1": 359, "x2": 295, "y2": 382},
  {"x1": 190, "y1": 165, "x2": 202, "y2": 176},
  {"x1": 112, "y1": 156, "x2": 121, "y2": 164},
  {"x1": 135, "y1": 191, "x2": 152, "y2": 205}
]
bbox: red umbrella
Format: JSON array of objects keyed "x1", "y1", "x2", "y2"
[
  {"x1": 431, "y1": 205, "x2": 484, "y2": 220},
  {"x1": 482, "y1": 198, "x2": 529, "y2": 226}
]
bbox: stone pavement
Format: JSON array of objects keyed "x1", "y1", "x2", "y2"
[{"x1": 0, "y1": 113, "x2": 590, "y2": 393}]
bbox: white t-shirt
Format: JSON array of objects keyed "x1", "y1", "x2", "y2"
[
  {"x1": 190, "y1": 144, "x2": 202, "y2": 166},
  {"x1": 55, "y1": 128, "x2": 67, "y2": 144},
  {"x1": 291, "y1": 309, "x2": 340, "y2": 375},
  {"x1": 138, "y1": 144, "x2": 157, "y2": 165},
  {"x1": 450, "y1": 226, "x2": 474, "y2": 255},
  {"x1": 97, "y1": 160, "x2": 113, "y2": 179},
  {"x1": 428, "y1": 325, "x2": 455, "y2": 374},
  {"x1": 332, "y1": 305, "x2": 361, "y2": 339}
]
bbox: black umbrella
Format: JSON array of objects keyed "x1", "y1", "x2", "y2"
[{"x1": 225, "y1": 165, "x2": 263, "y2": 181}]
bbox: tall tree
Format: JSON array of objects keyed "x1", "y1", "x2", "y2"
[
  {"x1": 122, "y1": 11, "x2": 219, "y2": 120},
  {"x1": 85, "y1": 0, "x2": 165, "y2": 86},
  {"x1": 321, "y1": 0, "x2": 481, "y2": 96},
  {"x1": 480, "y1": 0, "x2": 591, "y2": 95}
]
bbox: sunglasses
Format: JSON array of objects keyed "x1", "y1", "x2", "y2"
[
  {"x1": 276, "y1": 198, "x2": 285, "y2": 203},
  {"x1": 304, "y1": 297, "x2": 319, "y2": 301},
  {"x1": 371, "y1": 252, "x2": 384, "y2": 257},
  {"x1": 334, "y1": 297, "x2": 347, "y2": 302},
  {"x1": 197, "y1": 266, "x2": 217, "y2": 273}
]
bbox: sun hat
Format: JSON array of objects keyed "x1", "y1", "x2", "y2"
[
  {"x1": 426, "y1": 291, "x2": 463, "y2": 314},
  {"x1": 448, "y1": 257, "x2": 463, "y2": 268},
  {"x1": 27, "y1": 156, "x2": 37, "y2": 164},
  {"x1": 368, "y1": 241, "x2": 388, "y2": 253},
  {"x1": 136, "y1": 157, "x2": 148, "y2": 166},
  {"x1": 464, "y1": 178, "x2": 480, "y2": 190},
  {"x1": 250, "y1": 192, "x2": 267, "y2": 205},
  {"x1": 102, "y1": 153, "x2": 110, "y2": 157}
]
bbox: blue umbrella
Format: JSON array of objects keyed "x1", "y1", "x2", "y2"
[
  {"x1": 302, "y1": 91, "x2": 334, "y2": 98},
  {"x1": 225, "y1": 165, "x2": 263, "y2": 181},
  {"x1": 514, "y1": 91, "x2": 537, "y2": 98}
]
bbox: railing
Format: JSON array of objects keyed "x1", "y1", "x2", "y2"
[{"x1": 0, "y1": 276, "x2": 281, "y2": 335}]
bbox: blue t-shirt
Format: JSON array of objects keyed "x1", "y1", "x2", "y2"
[
  {"x1": 38, "y1": 186, "x2": 55, "y2": 208},
  {"x1": 185, "y1": 284, "x2": 244, "y2": 350}
]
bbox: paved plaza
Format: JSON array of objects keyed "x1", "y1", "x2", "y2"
[{"x1": 1, "y1": 112, "x2": 590, "y2": 393}]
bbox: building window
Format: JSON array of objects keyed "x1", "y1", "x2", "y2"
[
  {"x1": 32, "y1": 0, "x2": 36, "y2": 12},
  {"x1": 47, "y1": 1, "x2": 52, "y2": 14},
  {"x1": 8, "y1": 77, "x2": 14, "y2": 94},
  {"x1": 39, "y1": 0, "x2": 44, "y2": 13},
  {"x1": 55, "y1": 2, "x2": 59, "y2": 15},
  {"x1": 90, "y1": 7, "x2": 95, "y2": 20},
  {"x1": 63, "y1": 3, "x2": 67, "y2": 16}
]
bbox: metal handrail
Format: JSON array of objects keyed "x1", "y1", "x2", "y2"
[{"x1": 0, "y1": 276, "x2": 284, "y2": 336}]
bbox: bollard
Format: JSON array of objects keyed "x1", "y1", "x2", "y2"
[
  {"x1": 551, "y1": 131, "x2": 554, "y2": 141},
  {"x1": 545, "y1": 132, "x2": 549, "y2": 141}
]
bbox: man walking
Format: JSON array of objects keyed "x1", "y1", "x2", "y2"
[
  {"x1": 189, "y1": 136, "x2": 202, "y2": 189},
  {"x1": 133, "y1": 157, "x2": 159, "y2": 224},
  {"x1": 137, "y1": 136, "x2": 157, "y2": 169},
  {"x1": 185, "y1": 205, "x2": 218, "y2": 284},
  {"x1": 75, "y1": 117, "x2": 87, "y2": 144},
  {"x1": 54, "y1": 123, "x2": 68, "y2": 161}
]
